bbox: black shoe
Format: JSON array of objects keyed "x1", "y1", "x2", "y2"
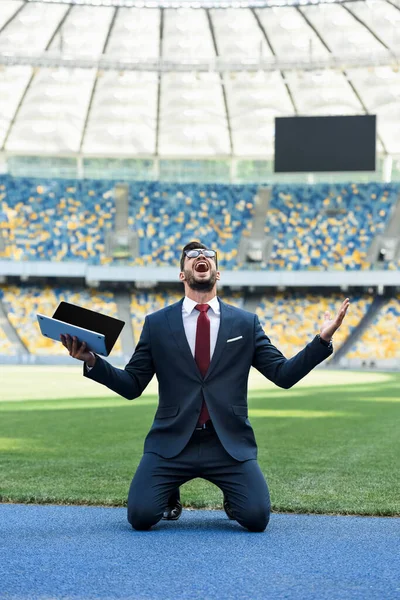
[
  {"x1": 223, "y1": 496, "x2": 235, "y2": 520},
  {"x1": 162, "y1": 499, "x2": 182, "y2": 521}
]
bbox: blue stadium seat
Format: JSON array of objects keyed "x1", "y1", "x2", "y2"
[{"x1": 1, "y1": 176, "x2": 399, "y2": 270}]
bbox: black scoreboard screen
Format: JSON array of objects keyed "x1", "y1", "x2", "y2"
[{"x1": 274, "y1": 115, "x2": 376, "y2": 172}]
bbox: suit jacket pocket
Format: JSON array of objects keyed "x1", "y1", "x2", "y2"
[
  {"x1": 232, "y1": 405, "x2": 248, "y2": 417},
  {"x1": 226, "y1": 337, "x2": 244, "y2": 348},
  {"x1": 155, "y1": 405, "x2": 180, "y2": 419}
]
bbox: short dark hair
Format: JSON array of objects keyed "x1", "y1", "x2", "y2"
[{"x1": 180, "y1": 241, "x2": 217, "y2": 271}]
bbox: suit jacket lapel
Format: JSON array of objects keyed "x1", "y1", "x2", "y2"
[
  {"x1": 165, "y1": 299, "x2": 202, "y2": 380},
  {"x1": 204, "y1": 298, "x2": 235, "y2": 381}
]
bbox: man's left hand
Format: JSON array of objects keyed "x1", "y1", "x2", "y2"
[{"x1": 320, "y1": 298, "x2": 350, "y2": 342}]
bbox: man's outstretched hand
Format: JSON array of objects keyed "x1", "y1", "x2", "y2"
[
  {"x1": 60, "y1": 334, "x2": 96, "y2": 367},
  {"x1": 319, "y1": 298, "x2": 350, "y2": 342}
]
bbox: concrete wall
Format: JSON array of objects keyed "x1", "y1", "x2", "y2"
[{"x1": 1, "y1": 260, "x2": 400, "y2": 287}]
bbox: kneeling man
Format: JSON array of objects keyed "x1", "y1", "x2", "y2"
[{"x1": 62, "y1": 241, "x2": 349, "y2": 532}]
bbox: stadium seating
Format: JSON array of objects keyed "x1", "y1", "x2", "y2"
[
  {"x1": 262, "y1": 183, "x2": 399, "y2": 271},
  {"x1": 0, "y1": 324, "x2": 14, "y2": 355},
  {"x1": 127, "y1": 182, "x2": 255, "y2": 268},
  {"x1": 0, "y1": 285, "x2": 246, "y2": 354},
  {"x1": 0, "y1": 176, "x2": 255, "y2": 268},
  {"x1": 347, "y1": 294, "x2": 400, "y2": 360},
  {"x1": 0, "y1": 286, "x2": 122, "y2": 355},
  {"x1": 130, "y1": 290, "x2": 182, "y2": 344},
  {"x1": 0, "y1": 177, "x2": 115, "y2": 264},
  {"x1": 256, "y1": 292, "x2": 373, "y2": 360},
  {"x1": 1, "y1": 175, "x2": 399, "y2": 270},
  {"x1": 1, "y1": 285, "x2": 398, "y2": 365}
]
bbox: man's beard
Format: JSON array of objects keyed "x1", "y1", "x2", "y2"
[{"x1": 184, "y1": 269, "x2": 217, "y2": 292}]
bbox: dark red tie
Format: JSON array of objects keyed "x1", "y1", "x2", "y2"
[{"x1": 195, "y1": 304, "x2": 211, "y2": 425}]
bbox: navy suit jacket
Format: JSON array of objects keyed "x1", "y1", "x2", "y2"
[{"x1": 84, "y1": 297, "x2": 333, "y2": 461}]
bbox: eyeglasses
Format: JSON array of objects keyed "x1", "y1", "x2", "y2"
[{"x1": 185, "y1": 249, "x2": 216, "y2": 259}]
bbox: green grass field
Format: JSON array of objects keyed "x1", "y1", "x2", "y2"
[{"x1": 0, "y1": 365, "x2": 399, "y2": 516}]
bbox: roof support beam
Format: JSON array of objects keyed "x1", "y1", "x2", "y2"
[
  {"x1": 384, "y1": 0, "x2": 400, "y2": 13},
  {"x1": 206, "y1": 9, "x2": 233, "y2": 154},
  {"x1": 79, "y1": 7, "x2": 118, "y2": 152},
  {"x1": 340, "y1": 4, "x2": 391, "y2": 52},
  {"x1": 296, "y1": 6, "x2": 388, "y2": 155},
  {"x1": 1, "y1": 4, "x2": 73, "y2": 152},
  {"x1": 295, "y1": 7, "x2": 330, "y2": 54},
  {"x1": 155, "y1": 8, "x2": 164, "y2": 157},
  {"x1": 0, "y1": 2, "x2": 27, "y2": 37},
  {"x1": 251, "y1": 8, "x2": 298, "y2": 115}
]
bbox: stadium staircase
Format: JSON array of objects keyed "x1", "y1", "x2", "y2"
[
  {"x1": 105, "y1": 183, "x2": 139, "y2": 260},
  {"x1": 367, "y1": 191, "x2": 400, "y2": 265},
  {"x1": 115, "y1": 291, "x2": 135, "y2": 357},
  {"x1": 238, "y1": 187, "x2": 274, "y2": 264},
  {"x1": 331, "y1": 295, "x2": 387, "y2": 365},
  {"x1": 0, "y1": 298, "x2": 28, "y2": 355},
  {"x1": 242, "y1": 295, "x2": 260, "y2": 314}
]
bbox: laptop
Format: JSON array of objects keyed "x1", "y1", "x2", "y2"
[{"x1": 37, "y1": 301, "x2": 125, "y2": 357}]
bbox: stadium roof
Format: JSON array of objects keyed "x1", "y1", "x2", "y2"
[{"x1": 0, "y1": 0, "x2": 399, "y2": 158}]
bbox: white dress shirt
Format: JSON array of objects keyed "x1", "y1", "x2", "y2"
[{"x1": 182, "y1": 296, "x2": 220, "y2": 360}]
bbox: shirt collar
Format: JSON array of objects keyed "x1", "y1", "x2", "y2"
[{"x1": 183, "y1": 295, "x2": 220, "y2": 316}]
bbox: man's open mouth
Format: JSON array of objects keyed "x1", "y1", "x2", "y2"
[{"x1": 194, "y1": 261, "x2": 209, "y2": 273}]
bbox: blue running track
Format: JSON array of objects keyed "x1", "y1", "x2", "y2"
[{"x1": 0, "y1": 505, "x2": 399, "y2": 600}]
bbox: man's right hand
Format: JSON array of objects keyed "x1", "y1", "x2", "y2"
[{"x1": 60, "y1": 334, "x2": 96, "y2": 367}]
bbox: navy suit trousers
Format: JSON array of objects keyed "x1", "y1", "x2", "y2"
[{"x1": 127, "y1": 426, "x2": 271, "y2": 532}]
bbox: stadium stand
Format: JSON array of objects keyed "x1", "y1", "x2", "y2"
[
  {"x1": 127, "y1": 182, "x2": 255, "y2": 268},
  {"x1": 263, "y1": 183, "x2": 399, "y2": 271},
  {"x1": 346, "y1": 294, "x2": 400, "y2": 360},
  {"x1": 0, "y1": 323, "x2": 14, "y2": 355},
  {"x1": 1, "y1": 176, "x2": 399, "y2": 270},
  {"x1": 131, "y1": 290, "x2": 182, "y2": 344},
  {"x1": 1, "y1": 284, "x2": 398, "y2": 367},
  {"x1": 255, "y1": 292, "x2": 373, "y2": 360},
  {"x1": 0, "y1": 176, "x2": 255, "y2": 268},
  {"x1": 0, "y1": 177, "x2": 115, "y2": 264},
  {"x1": 0, "y1": 285, "x2": 246, "y2": 354},
  {"x1": 0, "y1": 286, "x2": 122, "y2": 356}
]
